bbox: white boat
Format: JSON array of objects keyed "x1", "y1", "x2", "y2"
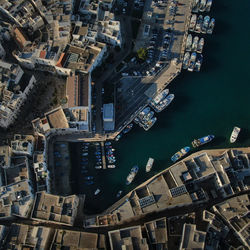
[
  {"x1": 108, "y1": 165, "x2": 116, "y2": 168},
  {"x1": 189, "y1": 14, "x2": 197, "y2": 31},
  {"x1": 207, "y1": 18, "x2": 215, "y2": 34},
  {"x1": 192, "y1": 0, "x2": 199, "y2": 13},
  {"x1": 185, "y1": 34, "x2": 193, "y2": 51},
  {"x1": 95, "y1": 165, "x2": 102, "y2": 169},
  {"x1": 194, "y1": 54, "x2": 203, "y2": 72},
  {"x1": 197, "y1": 38, "x2": 204, "y2": 53},
  {"x1": 187, "y1": 52, "x2": 197, "y2": 72},
  {"x1": 138, "y1": 107, "x2": 151, "y2": 120},
  {"x1": 199, "y1": 0, "x2": 207, "y2": 12},
  {"x1": 94, "y1": 189, "x2": 100, "y2": 195},
  {"x1": 143, "y1": 117, "x2": 157, "y2": 131},
  {"x1": 230, "y1": 127, "x2": 241, "y2": 143},
  {"x1": 192, "y1": 36, "x2": 199, "y2": 51},
  {"x1": 202, "y1": 15, "x2": 210, "y2": 33},
  {"x1": 183, "y1": 52, "x2": 190, "y2": 69},
  {"x1": 151, "y1": 89, "x2": 169, "y2": 106},
  {"x1": 195, "y1": 15, "x2": 203, "y2": 33},
  {"x1": 146, "y1": 157, "x2": 154, "y2": 172},
  {"x1": 205, "y1": 0, "x2": 213, "y2": 12},
  {"x1": 116, "y1": 190, "x2": 123, "y2": 198},
  {"x1": 126, "y1": 166, "x2": 139, "y2": 185}
]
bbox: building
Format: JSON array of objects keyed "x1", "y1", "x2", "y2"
[
  {"x1": 108, "y1": 226, "x2": 149, "y2": 250},
  {"x1": 31, "y1": 192, "x2": 80, "y2": 226},
  {"x1": 103, "y1": 103, "x2": 115, "y2": 131},
  {"x1": 11, "y1": 134, "x2": 34, "y2": 157},
  {"x1": 0, "y1": 145, "x2": 12, "y2": 168},
  {"x1": 179, "y1": 223, "x2": 206, "y2": 250}
]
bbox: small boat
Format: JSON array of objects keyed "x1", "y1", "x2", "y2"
[
  {"x1": 115, "y1": 134, "x2": 122, "y2": 141},
  {"x1": 84, "y1": 181, "x2": 94, "y2": 185},
  {"x1": 96, "y1": 155, "x2": 101, "y2": 159},
  {"x1": 94, "y1": 189, "x2": 100, "y2": 195},
  {"x1": 195, "y1": 15, "x2": 203, "y2": 33},
  {"x1": 83, "y1": 142, "x2": 90, "y2": 146},
  {"x1": 82, "y1": 153, "x2": 88, "y2": 156},
  {"x1": 191, "y1": 36, "x2": 199, "y2": 51},
  {"x1": 84, "y1": 176, "x2": 93, "y2": 180},
  {"x1": 189, "y1": 14, "x2": 197, "y2": 31},
  {"x1": 95, "y1": 152, "x2": 101, "y2": 155},
  {"x1": 108, "y1": 165, "x2": 116, "y2": 168},
  {"x1": 197, "y1": 38, "x2": 204, "y2": 53},
  {"x1": 144, "y1": 117, "x2": 157, "y2": 131},
  {"x1": 230, "y1": 127, "x2": 241, "y2": 143},
  {"x1": 146, "y1": 157, "x2": 154, "y2": 172},
  {"x1": 194, "y1": 54, "x2": 203, "y2": 72},
  {"x1": 205, "y1": 0, "x2": 213, "y2": 12},
  {"x1": 192, "y1": 0, "x2": 199, "y2": 13},
  {"x1": 202, "y1": 16, "x2": 210, "y2": 33},
  {"x1": 183, "y1": 52, "x2": 190, "y2": 69},
  {"x1": 185, "y1": 34, "x2": 192, "y2": 51},
  {"x1": 171, "y1": 147, "x2": 190, "y2": 162},
  {"x1": 191, "y1": 135, "x2": 215, "y2": 148},
  {"x1": 126, "y1": 165, "x2": 139, "y2": 185},
  {"x1": 116, "y1": 190, "x2": 123, "y2": 198},
  {"x1": 123, "y1": 123, "x2": 133, "y2": 134},
  {"x1": 105, "y1": 142, "x2": 111, "y2": 146},
  {"x1": 207, "y1": 18, "x2": 215, "y2": 34},
  {"x1": 187, "y1": 52, "x2": 197, "y2": 72},
  {"x1": 95, "y1": 165, "x2": 102, "y2": 169}
]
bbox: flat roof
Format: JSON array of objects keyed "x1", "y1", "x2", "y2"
[{"x1": 45, "y1": 107, "x2": 69, "y2": 129}]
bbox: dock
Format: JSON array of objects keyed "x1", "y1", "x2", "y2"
[{"x1": 101, "y1": 141, "x2": 107, "y2": 169}]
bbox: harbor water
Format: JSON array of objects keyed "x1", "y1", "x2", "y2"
[{"x1": 70, "y1": 0, "x2": 250, "y2": 214}]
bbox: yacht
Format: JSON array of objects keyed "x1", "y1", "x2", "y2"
[
  {"x1": 185, "y1": 34, "x2": 193, "y2": 51},
  {"x1": 205, "y1": 0, "x2": 213, "y2": 12},
  {"x1": 202, "y1": 16, "x2": 210, "y2": 33},
  {"x1": 189, "y1": 14, "x2": 197, "y2": 31},
  {"x1": 192, "y1": 36, "x2": 199, "y2": 51},
  {"x1": 230, "y1": 127, "x2": 241, "y2": 143},
  {"x1": 187, "y1": 52, "x2": 197, "y2": 72},
  {"x1": 94, "y1": 189, "x2": 100, "y2": 195},
  {"x1": 126, "y1": 166, "x2": 139, "y2": 185},
  {"x1": 199, "y1": 0, "x2": 207, "y2": 12},
  {"x1": 197, "y1": 38, "x2": 204, "y2": 53},
  {"x1": 207, "y1": 18, "x2": 215, "y2": 34},
  {"x1": 183, "y1": 52, "x2": 190, "y2": 69},
  {"x1": 146, "y1": 157, "x2": 154, "y2": 172}
]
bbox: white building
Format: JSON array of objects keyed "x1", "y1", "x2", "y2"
[{"x1": 103, "y1": 103, "x2": 115, "y2": 131}]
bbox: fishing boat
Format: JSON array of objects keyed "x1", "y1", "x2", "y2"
[
  {"x1": 189, "y1": 14, "x2": 197, "y2": 31},
  {"x1": 192, "y1": 0, "x2": 199, "y2": 13},
  {"x1": 230, "y1": 127, "x2": 241, "y2": 143},
  {"x1": 199, "y1": 0, "x2": 207, "y2": 12},
  {"x1": 195, "y1": 15, "x2": 203, "y2": 33},
  {"x1": 183, "y1": 52, "x2": 190, "y2": 69},
  {"x1": 197, "y1": 37, "x2": 204, "y2": 53},
  {"x1": 207, "y1": 18, "x2": 215, "y2": 34},
  {"x1": 95, "y1": 165, "x2": 102, "y2": 169},
  {"x1": 150, "y1": 89, "x2": 169, "y2": 107},
  {"x1": 201, "y1": 15, "x2": 210, "y2": 33},
  {"x1": 194, "y1": 54, "x2": 203, "y2": 72},
  {"x1": 205, "y1": 0, "x2": 213, "y2": 12},
  {"x1": 123, "y1": 123, "x2": 133, "y2": 134},
  {"x1": 146, "y1": 157, "x2": 154, "y2": 172},
  {"x1": 126, "y1": 165, "x2": 139, "y2": 185},
  {"x1": 191, "y1": 135, "x2": 215, "y2": 148},
  {"x1": 94, "y1": 189, "x2": 100, "y2": 195},
  {"x1": 185, "y1": 34, "x2": 192, "y2": 51},
  {"x1": 108, "y1": 165, "x2": 116, "y2": 168},
  {"x1": 171, "y1": 147, "x2": 191, "y2": 162},
  {"x1": 143, "y1": 117, "x2": 157, "y2": 131},
  {"x1": 187, "y1": 52, "x2": 197, "y2": 72},
  {"x1": 116, "y1": 190, "x2": 123, "y2": 198},
  {"x1": 138, "y1": 107, "x2": 151, "y2": 120},
  {"x1": 192, "y1": 36, "x2": 199, "y2": 51}
]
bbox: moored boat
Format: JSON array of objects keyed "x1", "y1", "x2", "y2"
[
  {"x1": 146, "y1": 157, "x2": 154, "y2": 172},
  {"x1": 191, "y1": 135, "x2": 215, "y2": 148},
  {"x1": 187, "y1": 52, "x2": 197, "y2": 72},
  {"x1": 115, "y1": 133, "x2": 122, "y2": 141},
  {"x1": 171, "y1": 147, "x2": 191, "y2": 162},
  {"x1": 194, "y1": 54, "x2": 203, "y2": 72},
  {"x1": 195, "y1": 15, "x2": 203, "y2": 33},
  {"x1": 94, "y1": 189, "x2": 100, "y2": 195},
  {"x1": 185, "y1": 34, "x2": 192, "y2": 51},
  {"x1": 207, "y1": 18, "x2": 215, "y2": 34},
  {"x1": 199, "y1": 0, "x2": 207, "y2": 12},
  {"x1": 230, "y1": 127, "x2": 241, "y2": 143},
  {"x1": 189, "y1": 14, "x2": 197, "y2": 31},
  {"x1": 126, "y1": 165, "x2": 139, "y2": 185},
  {"x1": 202, "y1": 15, "x2": 210, "y2": 33},
  {"x1": 95, "y1": 165, "x2": 102, "y2": 169},
  {"x1": 123, "y1": 123, "x2": 133, "y2": 134},
  {"x1": 205, "y1": 0, "x2": 212, "y2": 12},
  {"x1": 192, "y1": 0, "x2": 199, "y2": 13},
  {"x1": 197, "y1": 37, "x2": 204, "y2": 53},
  {"x1": 143, "y1": 117, "x2": 157, "y2": 131},
  {"x1": 116, "y1": 190, "x2": 123, "y2": 198},
  {"x1": 183, "y1": 52, "x2": 190, "y2": 69},
  {"x1": 192, "y1": 36, "x2": 199, "y2": 51},
  {"x1": 108, "y1": 165, "x2": 116, "y2": 168}
]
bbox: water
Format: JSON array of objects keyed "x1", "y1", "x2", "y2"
[{"x1": 70, "y1": 0, "x2": 250, "y2": 214}]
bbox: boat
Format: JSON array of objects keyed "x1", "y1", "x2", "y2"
[
  {"x1": 197, "y1": 38, "x2": 204, "y2": 53},
  {"x1": 82, "y1": 153, "x2": 88, "y2": 156},
  {"x1": 202, "y1": 15, "x2": 210, "y2": 33},
  {"x1": 115, "y1": 134, "x2": 122, "y2": 141},
  {"x1": 123, "y1": 123, "x2": 133, "y2": 134},
  {"x1": 142, "y1": 111, "x2": 154, "y2": 124},
  {"x1": 205, "y1": 0, "x2": 213, "y2": 12},
  {"x1": 191, "y1": 135, "x2": 215, "y2": 148},
  {"x1": 151, "y1": 89, "x2": 169, "y2": 107},
  {"x1": 187, "y1": 52, "x2": 197, "y2": 72},
  {"x1": 207, "y1": 18, "x2": 215, "y2": 34},
  {"x1": 116, "y1": 190, "x2": 123, "y2": 198},
  {"x1": 94, "y1": 189, "x2": 100, "y2": 195},
  {"x1": 171, "y1": 147, "x2": 191, "y2": 162},
  {"x1": 105, "y1": 142, "x2": 111, "y2": 146},
  {"x1": 153, "y1": 93, "x2": 175, "y2": 113},
  {"x1": 199, "y1": 0, "x2": 207, "y2": 12},
  {"x1": 146, "y1": 157, "x2": 154, "y2": 172},
  {"x1": 189, "y1": 14, "x2": 197, "y2": 31},
  {"x1": 126, "y1": 165, "x2": 139, "y2": 185},
  {"x1": 84, "y1": 176, "x2": 93, "y2": 180},
  {"x1": 192, "y1": 0, "x2": 199, "y2": 13},
  {"x1": 144, "y1": 117, "x2": 157, "y2": 131},
  {"x1": 192, "y1": 36, "x2": 199, "y2": 51},
  {"x1": 108, "y1": 165, "x2": 116, "y2": 168},
  {"x1": 230, "y1": 127, "x2": 241, "y2": 143},
  {"x1": 138, "y1": 107, "x2": 151, "y2": 120},
  {"x1": 95, "y1": 165, "x2": 102, "y2": 169},
  {"x1": 84, "y1": 181, "x2": 94, "y2": 185},
  {"x1": 95, "y1": 152, "x2": 101, "y2": 155},
  {"x1": 185, "y1": 34, "x2": 192, "y2": 51},
  {"x1": 194, "y1": 54, "x2": 203, "y2": 72},
  {"x1": 195, "y1": 15, "x2": 203, "y2": 33},
  {"x1": 183, "y1": 52, "x2": 190, "y2": 69}
]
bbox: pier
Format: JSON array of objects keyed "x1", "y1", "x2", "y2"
[{"x1": 101, "y1": 141, "x2": 107, "y2": 169}]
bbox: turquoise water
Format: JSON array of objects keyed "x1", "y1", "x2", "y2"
[{"x1": 71, "y1": 0, "x2": 250, "y2": 213}]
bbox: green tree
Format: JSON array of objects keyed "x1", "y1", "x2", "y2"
[{"x1": 137, "y1": 48, "x2": 148, "y2": 61}]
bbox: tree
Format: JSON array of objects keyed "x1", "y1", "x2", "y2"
[{"x1": 137, "y1": 48, "x2": 147, "y2": 61}]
